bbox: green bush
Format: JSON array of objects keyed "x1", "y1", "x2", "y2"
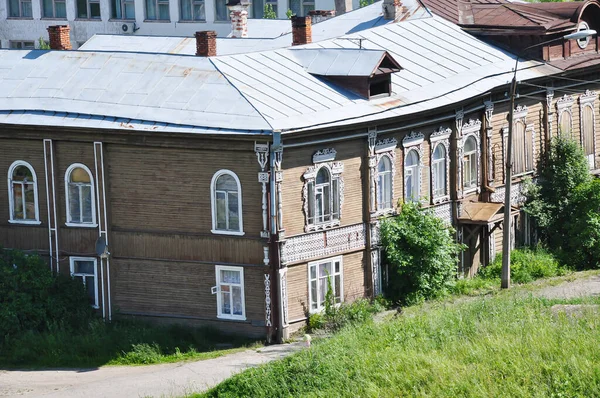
[
  {"x1": 478, "y1": 247, "x2": 566, "y2": 284},
  {"x1": 307, "y1": 298, "x2": 384, "y2": 332},
  {"x1": 380, "y1": 202, "x2": 465, "y2": 305},
  {"x1": 0, "y1": 249, "x2": 94, "y2": 341}
]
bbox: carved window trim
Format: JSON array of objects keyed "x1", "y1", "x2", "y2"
[
  {"x1": 7, "y1": 160, "x2": 41, "y2": 225},
  {"x1": 580, "y1": 90, "x2": 597, "y2": 169},
  {"x1": 556, "y1": 94, "x2": 574, "y2": 137},
  {"x1": 459, "y1": 119, "x2": 482, "y2": 195},
  {"x1": 210, "y1": 169, "x2": 244, "y2": 236},
  {"x1": 65, "y1": 163, "x2": 97, "y2": 228},
  {"x1": 303, "y1": 155, "x2": 344, "y2": 233},
  {"x1": 430, "y1": 127, "x2": 451, "y2": 204},
  {"x1": 373, "y1": 138, "x2": 397, "y2": 216},
  {"x1": 402, "y1": 132, "x2": 424, "y2": 203}
]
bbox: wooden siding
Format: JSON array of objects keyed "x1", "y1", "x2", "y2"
[
  {"x1": 282, "y1": 138, "x2": 366, "y2": 237},
  {"x1": 106, "y1": 144, "x2": 263, "y2": 237},
  {"x1": 285, "y1": 250, "x2": 367, "y2": 323},
  {"x1": 111, "y1": 257, "x2": 268, "y2": 326}
]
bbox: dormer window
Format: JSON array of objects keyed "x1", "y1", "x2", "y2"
[{"x1": 292, "y1": 48, "x2": 402, "y2": 99}]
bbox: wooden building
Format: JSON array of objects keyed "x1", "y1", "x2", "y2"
[{"x1": 2, "y1": 0, "x2": 600, "y2": 341}]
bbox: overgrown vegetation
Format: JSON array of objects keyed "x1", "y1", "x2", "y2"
[
  {"x1": 0, "y1": 249, "x2": 258, "y2": 368},
  {"x1": 199, "y1": 293, "x2": 600, "y2": 397},
  {"x1": 263, "y1": 3, "x2": 276, "y2": 19},
  {"x1": 380, "y1": 202, "x2": 465, "y2": 305},
  {"x1": 524, "y1": 135, "x2": 600, "y2": 269},
  {"x1": 307, "y1": 297, "x2": 385, "y2": 332}
]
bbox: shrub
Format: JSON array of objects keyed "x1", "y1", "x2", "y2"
[
  {"x1": 478, "y1": 247, "x2": 566, "y2": 284},
  {"x1": 307, "y1": 298, "x2": 384, "y2": 333},
  {"x1": 380, "y1": 202, "x2": 465, "y2": 305},
  {"x1": 0, "y1": 249, "x2": 94, "y2": 341}
]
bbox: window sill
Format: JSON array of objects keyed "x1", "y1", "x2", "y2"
[
  {"x1": 432, "y1": 195, "x2": 450, "y2": 205},
  {"x1": 75, "y1": 18, "x2": 102, "y2": 21},
  {"x1": 512, "y1": 171, "x2": 535, "y2": 179},
  {"x1": 9, "y1": 219, "x2": 41, "y2": 225},
  {"x1": 305, "y1": 219, "x2": 340, "y2": 233},
  {"x1": 211, "y1": 229, "x2": 245, "y2": 236},
  {"x1": 217, "y1": 314, "x2": 246, "y2": 321},
  {"x1": 66, "y1": 222, "x2": 98, "y2": 228},
  {"x1": 143, "y1": 19, "x2": 171, "y2": 22},
  {"x1": 463, "y1": 187, "x2": 478, "y2": 195},
  {"x1": 41, "y1": 17, "x2": 67, "y2": 20},
  {"x1": 372, "y1": 208, "x2": 395, "y2": 218},
  {"x1": 6, "y1": 17, "x2": 34, "y2": 20},
  {"x1": 92, "y1": 305, "x2": 100, "y2": 309},
  {"x1": 108, "y1": 18, "x2": 136, "y2": 22},
  {"x1": 178, "y1": 19, "x2": 206, "y2": 23}
]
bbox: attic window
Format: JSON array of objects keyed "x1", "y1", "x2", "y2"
[
  {"x1": 577, "y1": 21, "x2": 591, "y2": 49},
  {"x1": 369, "y1": 77, "x2": 390, "y2": 98}
]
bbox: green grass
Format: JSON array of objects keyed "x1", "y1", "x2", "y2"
[
  {"x1": 198, "y1": 292, "x2": 600, "y2": 397},
  {"x1": 0, "y1": 319, "x2": 260, "y2": 368}
]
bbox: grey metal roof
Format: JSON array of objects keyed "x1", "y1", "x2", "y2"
[
  {"x1": 0, "y1": 11, "x2": 561, "y2": 135},
  {"x1": 80, "y1": 0, "x2": 429, "y2": 56},
  {"x1": 292, "y1": 48, "x2": 390, "y2": 76}
]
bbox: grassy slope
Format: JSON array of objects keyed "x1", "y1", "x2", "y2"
[{"x1": 200, "y1": 290, "x2": 600, "y2": 397}]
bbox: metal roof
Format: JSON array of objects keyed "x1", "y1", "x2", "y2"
[
  {"x1": 292, "y1": 49, "x2": 392, "y2": 76},
  {"x1": 0, "y1": 11, "x2": 563, "y2": 135},
  {"x1": 80, "y1": 0, "x2": 430, "y2": 56}
]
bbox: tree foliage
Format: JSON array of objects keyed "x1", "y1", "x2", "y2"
[
  {"x1": 380, "y1": 202, "x2": 465, "y2": 305},
  {"x1": 524, "y1": 135, "x2": 600, "y2": 269},
  {"x1": 263, "y1": 4, "x2": 276, "y2": 19},
  {"x1": 0, "y1": 249, "x2": 94, "y2": 342}
]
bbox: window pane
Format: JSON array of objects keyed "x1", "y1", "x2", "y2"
[
  {"x1": 583, "y1": 107, "x2": 595, "y2": 156},
  {"x1": 90, "y1": 2, "x2": 101, "y2": 17},
  {"x1": 56, "y1": 1, "x2": 66, "y2": 16},
  {"x1": 315, "y1": 188, "x2": 323, "y2": 222},
  {"x1": 124, "y1": 2, "x2": 135, "y2": 18},
  {"x1": 318, "y1": 277, "x2": 327, "y2": 306},
  {"x1": 464, "y1": 137, "x2": 476, "y2": 152},
  {"x1": 384, "y1": 172, "x2": 392, "y2": 208},
  {"x1": 112, "y1": 0, "x2": 122, "y2": 18},
  {"x1": 68, "y1": 184, "x2": 81, "y2": 223},
  {"x1": 307, "y1": 182, "x2": 314, "y2": 224},
  {"x1": 82, "y1": 185, "x2": 93, "y2": 223},
  {"x1": 193, "y1": 2, "x2": 204, "y2": 19},
  {"x1": 221, "y1": 269, "x2": 240, "y2": 284},
  {"x1": 221, "y1": 290, "x2": 231, "y2": 314},
  {"x1": 310, "y1": 265, "x2": 316, "y2": 280},
  {"x1": 252, "y1": 0, "x2": 264, "y2": 18},
  {"x1": 75, "y1": 260, "x2": 95, "y2": 275},
  {"x1": 228, "y1": 192, "x2": 239, "y2": 231},
  {"x1": 290, "y1": 0, "x2": 300, "y2": 16},
  {"x1": 231, "y1": 286, "x2": 243, "y2": 315},
  {"x1": 216, "y1": 174, "x2": 237, "y2": 191},
  {"x1": 405, "y1": 171, "x2": 413, "y2": 201},
  {"x1": 70, "y1": 168, "x2": 91, "y2": 183},
  {"x1": 158, "y1": 3, "x2": 169, "y2": 19},
  {"x1": 43, "y1": 0, "x2": 53, "y2": 17},
  {"x1": 9, "y1": 0, "x2": 19, "y2": 16},
  {"x1": 216, "y1": 191, "x2": 227, "y2": 230},
  {"x1": 180, "y1": 0, "x2": 191, "y2": 19},
  {"x1": 24, "y1": 183, "x2": 36, "y2": 220},
  {"x1": 319, "y1": 262, "x2": 331, "y2": 277},
  {"x1": 12, "y1": 184, "x2": 24, "y2": 219},
  {"x1": 77, "y1": 0, "x2": 88, "y2": 17},
  {"x1": 323, "y1": 183, "x2": 330, "y2": 221},
  {"x1": 13, "y1": 166, "x2": 33, "y2": 182},
  {"x1": 310, "y1": 280, "x2": 317, "y2": 309},
  {"x1": 84, "y1": 276, "x2": 96, "y2": 305},
  {"x1": 316, "y1": 168, "x2": 329, "y2": 185},
  {"x1": 215, "y1": 0, "x2": 227, "y2": 20},
  {"x1": 332, "y1": 179, "x2": 339, "y2": 219},
  {"x1": 334, "y1": 275, "x2": 341, "y2": 303},
  {"x1": 22, "y1": 1, "x2": 32, "y2": 16},
  {"x1": 146, "y1": 0, "x2": 156, "y2": 19}
]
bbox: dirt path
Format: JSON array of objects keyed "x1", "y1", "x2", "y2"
[
  {"x1": 530, "y1": 274, "x2": 600, "y2": 299},
  {"x1": 0, "y1": 343, "x2": 304, "y2": 398}
]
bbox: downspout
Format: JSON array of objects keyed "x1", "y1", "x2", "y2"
[{"x1": 270, "y1": 132, "x2": 284, "y2": 343}]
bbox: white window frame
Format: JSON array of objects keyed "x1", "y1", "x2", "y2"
[
  {"x1": 8, "y1": 160, "x2": 41, "y2": 225},
  {"x1": 111, "y1": 0, "x2": 135, "y2": 19},
  {"x1": 211, "y1": 169, "x2": 244, "y2": 236},
  {"x1": 70, "y1": 256, "x2": 99, "y2": 309},
  {"x1": 65, "y1": 163, "x2": 97, "y2": 227},
  {"x1": 402, "y1": 132, "x2": 424, "y2": 203},
  {"x1": 556, "y1": 94, "x2": 574, "y2": 138},
  {"x1": 215, "y1": 265, "x2": 246, "y2": 320},
  {"x1": 302, "y1": 154, "x2": 344, "y2": 232},
  {"x1": 463, "y1": 135, "x2": 478, "y2": 191},
  {"x1": 580, "y1": 90, "x2": 597, "y2": 169},
  {"x1": 376, "y1": 154, "x2": 393, "y2": 212},
  {"x1": 430, "y1": 127, "x2": 451, "y2": 204},
  {"x1": 308, "y1": 256, "x2": 343, "y2": 313}
]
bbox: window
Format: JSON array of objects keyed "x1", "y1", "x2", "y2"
[
  {"x1": 376, "y1": 156, "x2": 393, "y2": 211},
  {"x1": 559, "y1": 110, "x2": 573, "y2": 138},
  {"x1": 43, "y1": 0, "x2": 66, "y2": 18},
  {"x1": 146, "y1": 0, "x2": 169, "y2": 20},
  {"x1": 463, "y1": 136, "x2": 477, "y2": 190},
  {"x1": 307, "y1": 167, "x2": 341, "y2": 226},
  {"x1": 8, "y1": 161, "x2": 39, "y2": 224},
  {"x1": 404, "y1": 150, "x2": 419, "y2": 202},
  {"x1": 112, "y1": 0, "x2": 135, "y2": 19},
  {"x1": 512, "y1": 120, "x2": 531, "y2": 175},
  {"x1": 290, "y1": 0, "x2": 314, "y2": 16},
  {"x1": 65, "y1": 164, "x2": 96, "y2": 226},
  {"x1": 9, "y1": 40, "x2": 34, "y2": 49},
  {"x1": 582, "y1": 104, "x2": 595, "y2": 168},
  {"x1": 180, "y1": 0, "x2": 204, "y2": 20},
  {"x1": 432, "y1": 144, "x2": 446, "y2": 198},
  {"x1": 308, "y1": 256, "x2": 342, "y2": 312},
  {"x1": 70, "y1": 257, "x2": 99, "y2": 308},
  {"x1": 77, "y1": 0, "x2": 101, "y2": 18},
  {"x1": 8, "y1": 0, "x2": 32, "y2": 17},
  {"x1": 215, "y1": 0, "x2": 228, "y2": 20},
  {"x1": 211, "y1": 170, "x2": 243, "y2": 235},
  {"x1": 215, "y1": 266, "x2": 245, "y2": 320}
]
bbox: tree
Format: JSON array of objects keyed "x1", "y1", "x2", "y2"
[
  {"x1": 524, "y1": 135, "x2": 597, "y2": 268},
  {"x1": 380, "y1": 202, "x2": 465, "y2": 305}
]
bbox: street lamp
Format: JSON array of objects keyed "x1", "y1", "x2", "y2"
[{"x1": 501, "y1": 29, "x2": 596, "y2": 289}]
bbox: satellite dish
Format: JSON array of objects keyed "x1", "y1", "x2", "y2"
[
  {"x1": 122, "y1": 24, "x2": 128, "y2": 32},
  {"x1": 95, "y1": 236, "x2": 110, "y2": 259}
]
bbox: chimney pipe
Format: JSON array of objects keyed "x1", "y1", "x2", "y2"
[
  {"x1": 227, "y1": 0, "x2": 250, "y2": 38},
  {"x1": 308, "y1": 10, "x2": 336, "y2": 25},
  {"x1": 457, "y1": 0, "x2": 474, "y2": 25},
  {"x1": 47, "y1": 25, "x2": 72, "y2": 50},
  {"x1": 334, "y1": 0, "x2": 352, "y2": 16},
  {"x1": 382, "y1": 0, "x2": 405, "y2": 21},
  {"x1": 195, "y1": 31, "x2": 217, "y2": 57},
  {"x1": 291, "y1": 16, "x2": 312, "y2": 46}
]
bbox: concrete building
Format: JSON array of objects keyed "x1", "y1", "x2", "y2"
[{"x1": 0, "y1": 0, "x2": 360, "y2": 48}]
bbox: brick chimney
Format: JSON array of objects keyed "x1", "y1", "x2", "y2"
[
  {"x1": 291, "y1": 16, "x2": 312, "y2": 46},
  {"x1": 47, "y1": 25, "x2": 72, "y2": 50},
  {"x1": 227, "y1": 0, "x2": 250, "y2": 38},
  {"x1": 334, "y1": 0, "x2": 352, "y2": 15},
  {"x1": 308, "y1": 10, "x2": 335, "y2": 25},
  {"x1": 382, "y1": 0, "x2": 405, "y2": 21},
  {"x1": 195, "y1": 31, "x2": 217, "y2": 57}
]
